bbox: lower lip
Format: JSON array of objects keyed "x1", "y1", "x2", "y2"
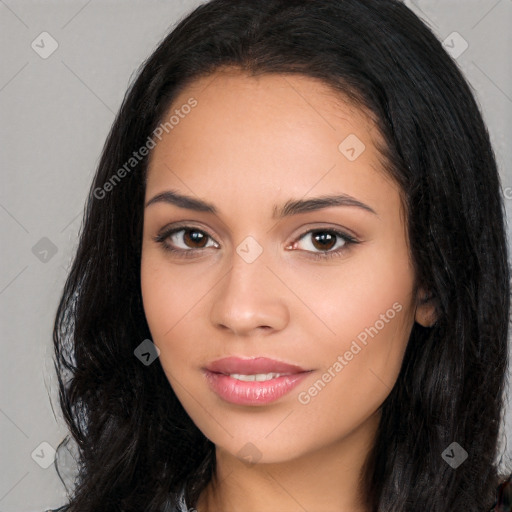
[{"x1": 204, "y1": 370, "x2": 311, "y2": 405}]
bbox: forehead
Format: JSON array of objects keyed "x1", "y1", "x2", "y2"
[
  {"x1": 145, "y1": 69, "x2": 399, "y2": 219},
  {"x1": 155, "y1": 68, "x2": 379, "y2": 147}
]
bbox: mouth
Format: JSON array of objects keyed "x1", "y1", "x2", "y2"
[{"x1": 203, "y1": 356, "x2": 313, "y2": 405}]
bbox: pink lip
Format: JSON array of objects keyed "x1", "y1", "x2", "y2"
[
  {"x1": 206, "y1": 356, "x2": 308, "y2": 375},
  {"x1": 204, "y1": 357, "x2": 312, "y2": 405}
]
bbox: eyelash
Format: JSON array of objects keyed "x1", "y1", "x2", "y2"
[{"x1": 153, "y1": 225, "x2": 360, "y2": 261}]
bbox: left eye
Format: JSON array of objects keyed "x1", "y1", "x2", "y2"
[{"x1": 290, "y1": 229, "x2": 357, "y2": 256}]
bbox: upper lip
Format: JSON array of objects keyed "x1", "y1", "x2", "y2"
[{"x1": 205, "y1": 357, "x2": 309, "y2": 375}]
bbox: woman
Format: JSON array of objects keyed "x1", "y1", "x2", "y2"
[{"x1": 50, "y1": 0, "x2": 512, "y2": 510}]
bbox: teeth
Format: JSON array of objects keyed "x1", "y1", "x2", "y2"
[{"x1": 229, "y1": 372, "x2": 287, "y2": 382}]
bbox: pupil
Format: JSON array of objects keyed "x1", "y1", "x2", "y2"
[{"x1": 313, "y1": 232, "x2": 335, "y2": 251}]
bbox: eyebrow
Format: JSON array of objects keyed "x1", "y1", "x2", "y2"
[{"x1": 145, "y1": 189, "x2": 378, "y2": 218}]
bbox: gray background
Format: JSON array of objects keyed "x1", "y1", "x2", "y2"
[{"x1": 1, "y1": 1, "x2": 511, "y2": 510}]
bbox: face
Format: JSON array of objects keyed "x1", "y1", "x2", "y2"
[{"x1": 141, "y1": 69, "x2": 429, "y2": 464}]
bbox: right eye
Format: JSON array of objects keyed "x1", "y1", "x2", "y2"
[{"x1": 153, "y1": 226, "x2": 220, "y2": 257}]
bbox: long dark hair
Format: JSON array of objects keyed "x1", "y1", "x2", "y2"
[{"x1": 52, "y1": 0, "x2": 511, "y2": 510}]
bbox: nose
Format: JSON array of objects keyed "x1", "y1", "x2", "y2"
[{"x1": 209, "y1": 243, "x2": 290, "y2": 337}]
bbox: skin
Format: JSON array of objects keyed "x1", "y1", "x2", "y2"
[{"x1": 140, "y1": 68, "x2": 436, "y2": 512}]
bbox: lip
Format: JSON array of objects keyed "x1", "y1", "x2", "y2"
[
  {"x1": 204, "y1": 357, "x2": 312, "y2": 405},
  {"x1": 206, "y1": 356, "x2": 308, "y2": 375}
]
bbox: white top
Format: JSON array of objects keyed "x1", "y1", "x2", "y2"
[{"x1": 176, "y1": 488, "x2": 189, "y2": 512}]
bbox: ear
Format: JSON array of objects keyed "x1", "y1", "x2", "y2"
[{"x1": 415, "y1": 287, "x2": 438, "y2": 327}]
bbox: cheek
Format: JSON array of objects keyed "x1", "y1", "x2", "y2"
[
  {"x1": 140, "y1": 249, "x2": 213, "y2": 378},
  {"x1": 295, "y1": 315, "x2": 411, "y2": 444},
  {"x1": 297, "y1": 237, "x2": 414, "y2": 342},
  {"x1": 294, "y1": 299, "x2": 413, "y2": 437},
  {"x1": 295, "y1": 243, "x2": 415, "y2": 402},
  {"x1": 140, "y1": 254, "x2": 172, "y2": 339},
  {"x1": 141, "y1": 248, "x2": 205, "y2": 338}
]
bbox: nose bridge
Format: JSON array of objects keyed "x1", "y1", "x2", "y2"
[
  {"x1": 210, "y1": 235, "x2": 289, "y2": 335},
  {"x1": 230, "y1": 237, "x2": 270, "y2": 296}
]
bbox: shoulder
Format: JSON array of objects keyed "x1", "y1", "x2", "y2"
[
  {"x1": 43, "y1": 507, "x2": 69, "y2": 512},
  {"x1": 490, "y1": 472, "x2": 512, "y2": 512}
]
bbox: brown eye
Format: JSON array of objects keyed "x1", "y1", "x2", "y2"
[
  {"x1": 154, "y1": 226, "x2": 219, "y2": 256},
  {"x1": 295, "y1": 229, "x2": 349, "y2": 253},
  {"x1": 181, "y1": 229, "x2": 208, "y2": 249},
  {"x1": 310, "y1": 231, "x2": 337, "y2": 251},
  {"x1": 290, "y1": 228, "x2": 360, "y2": 261}
]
